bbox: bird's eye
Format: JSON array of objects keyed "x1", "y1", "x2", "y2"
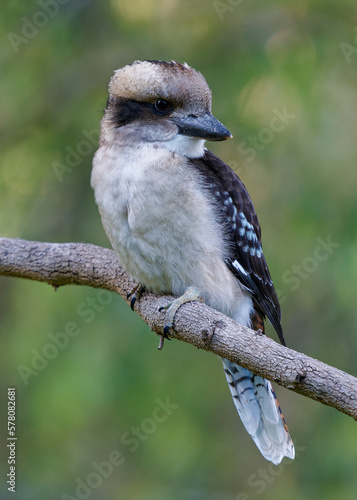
[{"x1": 154, "y1": 99, "x2": 171, "y2": 113}]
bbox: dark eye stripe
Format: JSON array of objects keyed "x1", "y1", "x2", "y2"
[{"x1": 108, "y1": 97, "x2": 175, "y2": 127}]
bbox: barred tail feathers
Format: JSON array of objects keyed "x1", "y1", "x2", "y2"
[{"x1": 222, "y1": 359, "x2": 295, "y2": 465}]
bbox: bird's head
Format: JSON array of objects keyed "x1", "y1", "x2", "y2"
[{"x1": 101, "y1": 60, "x2": 232, "y2": 158}]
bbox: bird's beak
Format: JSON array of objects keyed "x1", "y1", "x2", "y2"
[{"x1": 173, "y1": 113, "x2": 233, "y2": 141}]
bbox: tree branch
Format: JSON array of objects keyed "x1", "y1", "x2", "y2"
[{"x1": 1, "y1": 237, "x2": 356, "y2": 420}]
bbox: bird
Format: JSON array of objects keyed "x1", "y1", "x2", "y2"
[{"x1": 91, "y1": 60, "x2": 295, "y2": 465}]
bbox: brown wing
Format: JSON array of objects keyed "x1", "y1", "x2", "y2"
[{"x1": 192, "y1": 149, "x2": 285, "y2": 345}]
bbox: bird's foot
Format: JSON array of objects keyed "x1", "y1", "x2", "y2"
[
  {"x1": 127, "y1": 284, "x2": 145, "y2": 311},
  {"x1": 158, "y1": 287, "x2": 203, "y2": 350}
]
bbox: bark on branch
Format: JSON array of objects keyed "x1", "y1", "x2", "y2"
[{"x1": 1, "y1": 237, "x2": 356, "y2": 420}]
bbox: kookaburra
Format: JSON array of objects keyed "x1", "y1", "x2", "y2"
[{"x1": 91, "y1": 60, "x2": 295, "y2": 464}]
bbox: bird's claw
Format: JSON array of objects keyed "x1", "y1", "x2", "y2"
[
  {"x1": 163, "y1": 325, "x2": 171, "y2": 338},
  {"x1": 127, "y1": 284, "x2": 145, "y2": 310},
  {"x1": 157, "y1": 322, "x2": 174, "y2": 351},
  {"x1": 157, "y1": 287, "x2": 203, "y2": 350}
]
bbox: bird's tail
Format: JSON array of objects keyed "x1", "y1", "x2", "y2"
[{"x1": 222, "y1": 358, "x2": 295, "y2": 464}]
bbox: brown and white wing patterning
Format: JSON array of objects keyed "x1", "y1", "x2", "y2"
[
  {"x1": 193, "y1": 149, "x2": 284, "y2": 344},
  {"x1": 192, "y1": 149, "x2": 294, "y2": 464}
]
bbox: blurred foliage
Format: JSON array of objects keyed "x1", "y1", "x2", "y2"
[{"x1": 1, "y1": 0, "x2": 357, "y2": 499}]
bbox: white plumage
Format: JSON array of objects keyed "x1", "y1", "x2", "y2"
[{"x1": 223, "y1": 359, "x2": 294, "y2": 464}]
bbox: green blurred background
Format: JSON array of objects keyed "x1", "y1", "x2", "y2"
[{"x1": 1, "y1": 1, "x2": 357, "y2": 499}]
